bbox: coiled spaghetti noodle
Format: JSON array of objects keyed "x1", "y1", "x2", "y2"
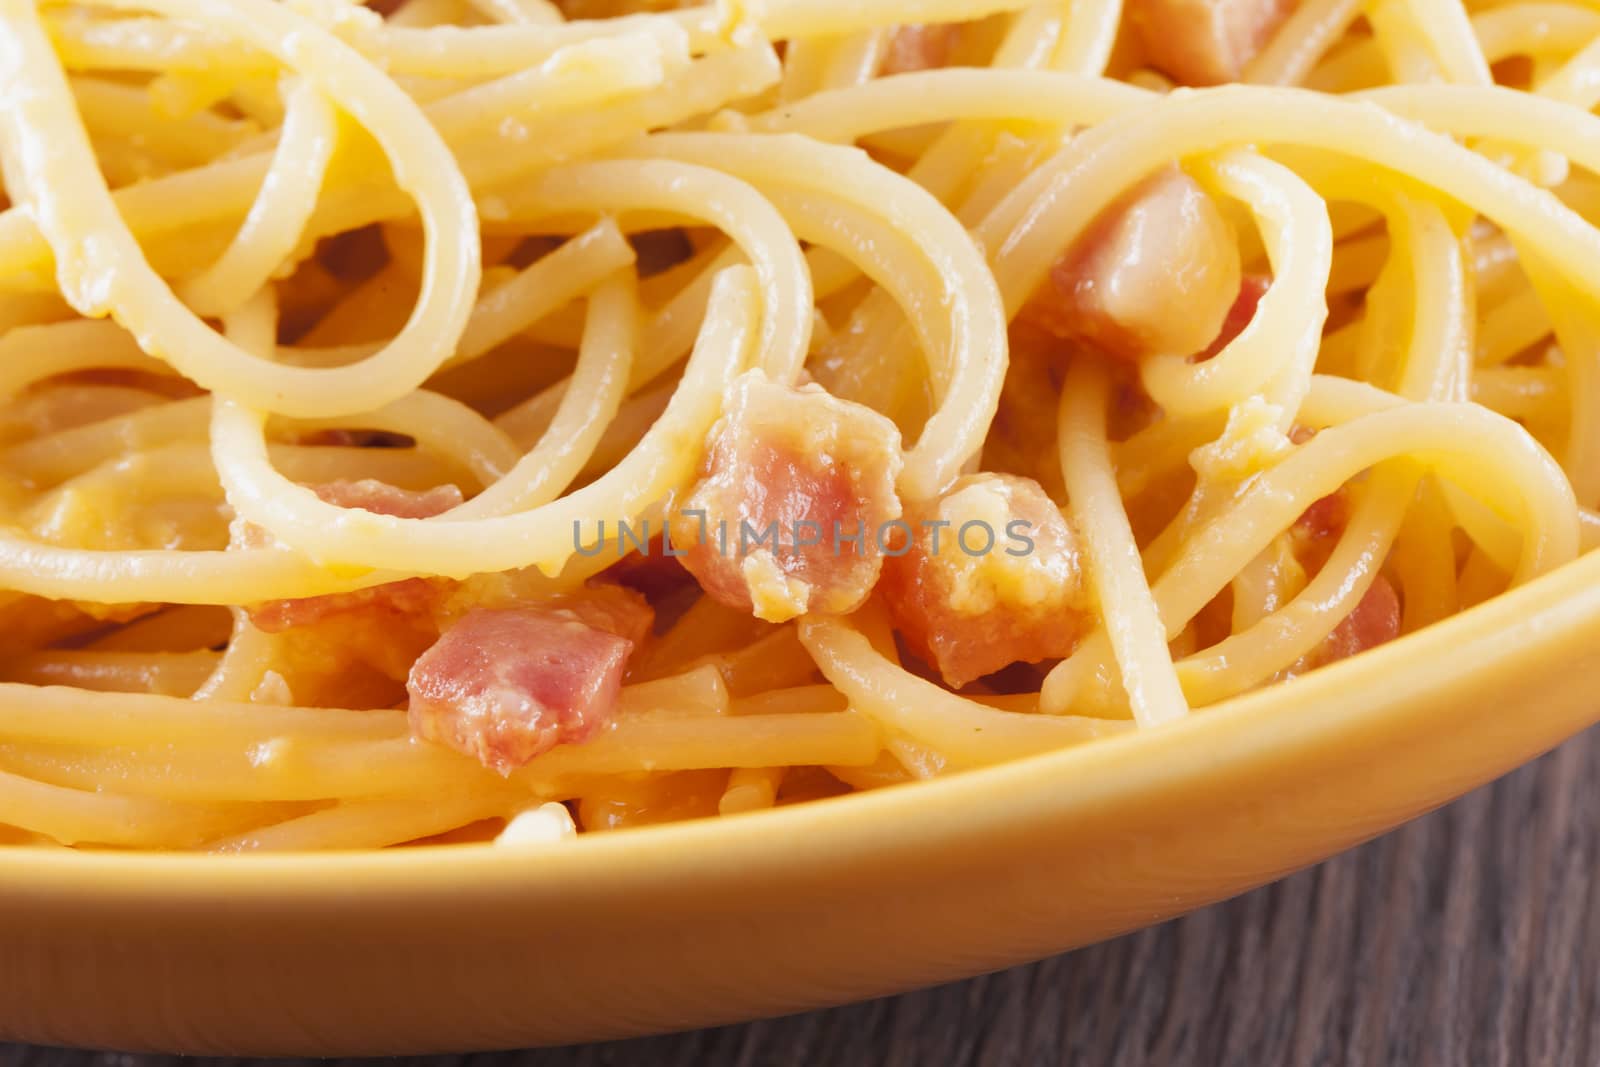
[{"x1": 0, "y1": 0, "x2": 1590, "y2": 850}]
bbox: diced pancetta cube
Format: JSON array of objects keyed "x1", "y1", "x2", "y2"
[
  {"x1": 442, "y1": 571, "x2": 656, "y2": 647},
  {"x1": 883, "y1": 23, "x2": 958, "y2": 74},
  {"x1": 406, "y1": 607, "x2": 635, "y2": 775},
  {"x1": 1198, "y1": 274, "x2": 1271, "y2": 361},
  {"x1": 1024, "y1": 166, "x2": 1241, "y2": 363},
  {"x1": 1282, "y1": 430, "x2": 1348, "y2": 574},
  {"x1": 550, "y1": 582, "x2": 655, "y2": 647},
  {"x1": 1304, "y1": 575, "x2": 1401, "y2": 669},
  {"x1": 246, "y1": 479, "x2": 462, "y2": 632},
  {"x1": 1294, "y1": 487, "x2": 1347, "y2": 544},
  {"x1": 1275, "y1": 466, "x2": 1400, "y2": 668},
  {"x1": 311, "y1": 479, "x2": 463, "y2": 519},
  {"x1": 878, "y1": 473, "x2": 1091, "y2": 688},
  {"x1": 669, "y1": 373, "x2": 904, "y2": 623},
  {"x1": 1129, "y1": 0, "x2": 1296, "y2": 86},
  {"x1": 248, "y1": 575, "x2": 444, "y2": 636}
]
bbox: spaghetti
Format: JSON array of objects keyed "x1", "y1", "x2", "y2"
[{"x1": 0, "y1": 0, "x2": 1589, "y2": 850}]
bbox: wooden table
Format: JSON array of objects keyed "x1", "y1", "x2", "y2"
[{"x1": 5, "y1": 728, "x2": 1597, "y2": 1066}]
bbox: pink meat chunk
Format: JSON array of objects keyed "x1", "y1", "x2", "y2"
[
  {"x1": 1307, "y1": 576, "x2": 1401, "y2": 668},
  {"x1": 1277, "y1": 467, "x2": 1401, "y2": 668},
  {"x1": 246, "y1": 479, "x2": 462, "y2": 632},
  {"x1": 879, "y1": 473, "x2": 1091, "y2": 688},
  {"x1": 407, "y1": 607, "x2": 635, "y2": 775},
  {"x1": 1024, "y1": 166, "x2": 1241, "y2": 363},
  {"x1": 550, "y1": 582, "x2": 655, "y2": 648},
  {"x1": 1197, "y1": 274, "x2": 1271, "y2": 361},
  {"x1": 883, "y1": 23, "x2": 957, "y2": 74},
  {"x1": 1130, "y1": 0, "x2": 1296, "y2": 86},
  {"x1": 313, "y1": 479, "x2": 463, "y2": 519},
  {"x1": 669, "y1": 374, "x2": 903, "y2": 623}
]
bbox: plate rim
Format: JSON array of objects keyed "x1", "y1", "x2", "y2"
[{"x1": 3, "y1": 536, "x2": 1596, "y2": 899}]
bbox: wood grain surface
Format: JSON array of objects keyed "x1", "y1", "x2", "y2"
[{"x1": 5, "y1": 728, "x2": 1598, "y2": 1066}]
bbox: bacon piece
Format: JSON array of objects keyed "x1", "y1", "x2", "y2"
[
  {"x1": 1197, "y1": 274, "x2": 1271, "y2": 361},
  {"x1": 1024, "y1": 166, "x2": 1241, "y2": 363},
  {"x1": 246, "y1": 479, "x2": 462, "y2": 633},
  {"x1": 1294, "y1": 488, "x2": 1347, "y2": 544},
  {"x1": 406, "y1": 607, "x2": 634, "y2": 775},
  {"x1": 311, "y1": 478, "x2": 462, "y2": 519},
  {"x1": 883, "y1": 23, "x2": 957, "y2": 75},
  {"x1": 879, "y1": 473, "x2": 1091, "y2": 688},
  {"x1": 1276, "y1": 460, "x2": 1399, "y2": 667},
  {"x1": 669, "y1": 373, "x2": 904, "y2": 623},
  {"x1": 443, "y1": 571, "x2": 655, "y2": 646},
  {"x1": 1129, "y1": 0, "x2": 1296, "y2": 86},
  {"x1": 551, "y1": 582, "x2": 655, "y2": 647},
  {"x1": 249, "y1": 576, "x2": 444, "y2": 636},
  {"x1": 1283, "y1": 429, "x2": 1348, "y2": 575},
  {"x1": 1304, "y1": 576, "x2": 1401, "y2": 669}
]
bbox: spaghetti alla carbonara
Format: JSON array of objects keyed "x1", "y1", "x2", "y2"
[{"x1": 0, "y1": 0, "x2": 1588, "y2": 850}]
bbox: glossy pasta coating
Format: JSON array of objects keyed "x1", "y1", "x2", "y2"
[{"x1": 0, "y1": 0, "x2": 1586, "y2": 851}]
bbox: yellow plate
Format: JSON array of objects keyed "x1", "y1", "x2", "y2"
[{"x1": 2, "y1": 547, "x2": 1597, "y2": 1055}]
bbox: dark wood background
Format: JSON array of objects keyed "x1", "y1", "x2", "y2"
[{"x1": 5, "y1": 727, "x2": 1598, "y2": 1066}]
